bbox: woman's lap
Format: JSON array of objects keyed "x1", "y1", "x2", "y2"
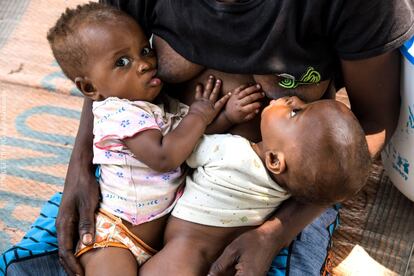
[{"x1": 2, "y1": 193, "x2": 338, "y2": 276}]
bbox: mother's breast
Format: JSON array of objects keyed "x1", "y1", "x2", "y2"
[
  {"x1": 154, "y1": 35, "x2": 333, "y2": 142},
  {"x1": 154, "y1": 35, "x2": 332, "y2": 103},
  {"x1": 154, "y1": 35, "x2": 205, "y2": 83},
  {"x1": 168, "y1": 69, "x2": 255, "y2": 106}
]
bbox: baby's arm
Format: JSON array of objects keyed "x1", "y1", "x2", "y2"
[
  {"x1": 205, "y1": 84, "x2": 264, "y2": 134},
  {"x1": 124, "y1": 76, "x2": 229, "y2": 172}
]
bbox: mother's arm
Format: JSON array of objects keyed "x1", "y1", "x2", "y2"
[
  {"x1": 208, "y1": 50, "x2": 401, "y2": 276},
  {"x1": 341, "y1": 50, "x2": 400, "y2": 158},
  {"x1": 208, "y1": 200, "x2": 326, "y2": 276},
  {"x1": 56, "y1": 98, "x2": 99, "y2": 276}
]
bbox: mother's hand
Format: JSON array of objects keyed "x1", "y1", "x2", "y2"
[
  {"x1": 208, "y1": 199, "x2": 326, "y2": 276},
  {"x1": 56, "y1": 160, "x2": 99, "y2": 276},
  {"x1": 208, "y1": 226, "x2": 283, "y2": 276}
]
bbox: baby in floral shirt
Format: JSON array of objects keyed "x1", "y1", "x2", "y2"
[{"x1": 47, "y1": 3, "x2": 262, "y2": 275}]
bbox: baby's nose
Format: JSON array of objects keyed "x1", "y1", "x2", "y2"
[
  {"x1": 289, "y1": 95, "x2": 304, "y2": 105},
  {"x1": 137, "y1": 61, "x2": 151, "y2": 73}
]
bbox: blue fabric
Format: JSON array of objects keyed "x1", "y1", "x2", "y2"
[
  {"x1": 268, "y1": 247, "x2": 290, "y2": 276},
  {"x1": 267, "y1": 206, "x2": 339, "y2": 276},
  {"x1": 0, "y1": 193, "x2": 61, "y2": 276}
]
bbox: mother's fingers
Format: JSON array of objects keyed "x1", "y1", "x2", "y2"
[
  {"x1": 58, "y1": 248, "x2": 83, "y2": 276},
  {"x1": 208, "y1": 245, "x2": 239, "y2": 276},
  {"x1": 56, "y1": 217, "x2": 84, "y2": 276}
]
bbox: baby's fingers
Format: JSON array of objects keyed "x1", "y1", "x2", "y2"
[
  {"x1": 209, "y1": 79, "x2": 222, "y2": 102},
  {"x1": 195, "y1": 84, "x2": 203, "y2": 100},
  {"x1": 238, "y1": 84, "x2": 262, "y2": 99},
  {"x1": 214, "y1": 92, "x2": 231, "y2": 110},
  {"x1": 230, "y1": 84, "x2": 249, "y2": 96},
  {"x1": 203, "y1": 75, "x2": 216, "y2": 98},
  {"x1": 241, "y1": 102, "x2": 261, "y2": 114},
  {"x1": 240, "y1": 91, "x2": 265, "y2": 106},
  {"x1": 243, "y1": 110, "x2": 260, "y2": 121}
]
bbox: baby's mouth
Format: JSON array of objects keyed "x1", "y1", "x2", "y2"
[
  {"x1": 149, "y1": 77, "x2": 162, "y2": 86},
  {"x1": 145, "y1": 69, "x2": 162, "y2": 87}
]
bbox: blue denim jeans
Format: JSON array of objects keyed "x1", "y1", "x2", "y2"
[{"x1": 267, "y1": 207, "x2": 338, "y2": 276}]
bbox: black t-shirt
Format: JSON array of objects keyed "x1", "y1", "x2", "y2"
[{"x1": 101, "y1": 0, "x2": 414, "y2": 82}]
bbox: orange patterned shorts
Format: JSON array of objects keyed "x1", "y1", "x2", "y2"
[{"x1": 75, "y1": 209, "x2": 157, "y2": 265}]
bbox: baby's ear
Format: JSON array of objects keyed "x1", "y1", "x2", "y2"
[
  {"x1": 265, "y1": 151, "x2": 286, "y2": 175},
  {"x1": 75, "y1": 77, "x2": 100, "y2": 100}
]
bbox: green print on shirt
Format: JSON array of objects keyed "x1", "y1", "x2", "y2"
[{"x1": 278, "y1": 67, "x2": 321, "y2": 89}]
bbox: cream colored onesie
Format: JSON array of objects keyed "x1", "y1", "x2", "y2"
[{"x1": 172, "y1": 134, "x2": 290, "y2": 227}]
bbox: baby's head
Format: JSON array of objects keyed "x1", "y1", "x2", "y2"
[
  {"x1": 47, "y1": 2, "x2": 162, "y2": 101},
  {"x1": 260, "y1": 96, "x2": 371, "y2": 205}
]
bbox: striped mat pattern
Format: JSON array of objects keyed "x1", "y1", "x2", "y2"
[
  {"x1": 331, "y1": 162, "x2": 414, "y2": 275},
  {"x1": 0, "y1": 0, "x2": 86, "y2": 253}
]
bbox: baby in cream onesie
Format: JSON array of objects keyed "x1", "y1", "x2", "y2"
[{"x1": 141, "y1": 96, "x2": 373, "y2": 275}]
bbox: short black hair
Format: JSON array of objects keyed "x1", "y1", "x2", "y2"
[
  {"x1": 285, "y1": 101, "x2": 372, "y2": 206},
  {"x1": 47, "y1": 2, "x2": 133, "y2": 81}
]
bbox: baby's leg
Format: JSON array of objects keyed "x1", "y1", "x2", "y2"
[
  {"x1": 80, "y1": 247, "x2": 137, "y2": 276},
  {"x1": 140, "y1": 216, "x2": 253, "y2": 276},
  {"x1": 139, "y1": 236, "x2": 208, "y2": 275}
]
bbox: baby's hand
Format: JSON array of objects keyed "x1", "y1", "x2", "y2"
[
  {"x1": 224, "y1": 84, "x2": 264, "y2": 124},
  {"x1": 189, "y1": 75, "x2": 231, "y2": 125}
]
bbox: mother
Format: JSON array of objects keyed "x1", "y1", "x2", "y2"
[{"x1": 57, "y1": 0, "x2": 414, "y2": 275}]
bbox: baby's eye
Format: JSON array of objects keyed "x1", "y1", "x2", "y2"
[
  {"x1": 141, "y1": 47, "x2": 154, "y2": 57},
  {"x1": 115, "y1": 57, "x2": 130, "y2": 67},
  {"x1": 290, "y1": 108, "x2": 301, "y2": 117}
]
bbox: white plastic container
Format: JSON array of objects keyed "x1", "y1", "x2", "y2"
[{"x1": 381, "y1": 37, "x2": 414, "y2": 201}]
